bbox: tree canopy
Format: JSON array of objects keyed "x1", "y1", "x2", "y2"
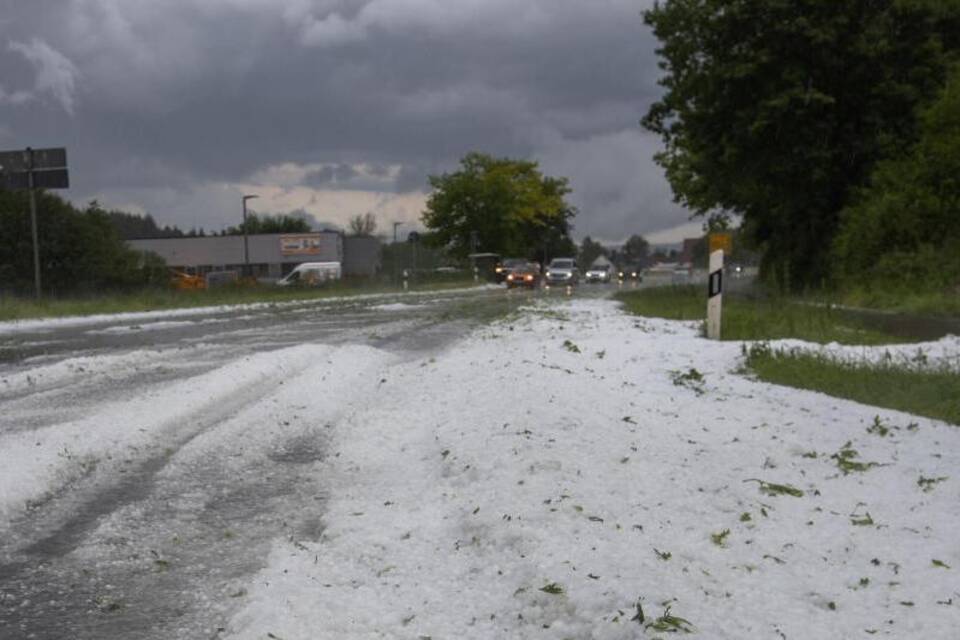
[
  {"x1": 834, "y1": 64, "x2": 960, "y2": 292},
  {"x1": 578, "y1": 236, "x2": 608, "y2": 268},
  {"x1": 224, "y1": 212, "x2": 311, "y2": 235},
  {"x1": 348, "y1": 212, "x2": 378, "y2": 236},
  {"x1": 0, "y1": 192, "x2": 167, "y2": 295},
  {"x1": 421, "y1": 152, "x2": 577, "y2": 262},
  {"x1": 643, "y1": 0, "x2": 960, "y2": 290}
]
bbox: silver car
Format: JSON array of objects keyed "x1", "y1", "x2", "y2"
[
  {"x1": 585, "y1": 264, "x2": 613, "y2": 283},
  {"x1": 544, "y1": 258, "x2": 580, "y2": 285}
]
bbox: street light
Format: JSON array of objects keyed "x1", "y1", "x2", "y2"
[
  {"x1": 242, "y1": 194, "x2": 259, "y2": 278},
  {"x1": 392, "y1": 221, "x2": 402, "y2": 284}
]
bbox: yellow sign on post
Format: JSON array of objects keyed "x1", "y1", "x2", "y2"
[{"x1": 709, "y1": 232, "x2": 732, "y2": 255}]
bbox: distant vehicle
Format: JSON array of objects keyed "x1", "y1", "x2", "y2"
[
  {"x1": 617, "y1": 265, "x2": 643, "y2": 281},
  {"x1": 205, "y1": 270, "x2": 239, "y2": 288},
  {"x1": 671, "y1": 266, "x2": 691, "y2": 283},
  {"x1": 505, "y1": 263, "x2": 540, "y2": 289},
  {"x1": 544, "y1": 258, "x2": 579, "y2": 286},
  {"x1": 170, "y1": 270, "x2": 205, "y2": 290},
  {"x1": 276, "y1": 262, "x2": 342, "y2": 286},
  {"x1": 495, "y1": 258, "x2": 530, "y2": 283},
  {"x1": 585, "y1": 263, "x2": 614, "y2": 283}
]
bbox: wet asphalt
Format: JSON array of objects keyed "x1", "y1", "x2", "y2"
[{"x1": 0, "y1": 282, "x2": 633, "y2": 640}]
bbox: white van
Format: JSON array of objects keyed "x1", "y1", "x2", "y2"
[{"x1": 277, "y1": 262, "x2": 342, "y2": 286}]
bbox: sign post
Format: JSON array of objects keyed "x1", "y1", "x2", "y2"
[
  {"x1": 0, "y1": 147, "x2": 70, "y2": 298},
  {"x1": 707, "y1": 249, "x2": 723, "y2": 339}
]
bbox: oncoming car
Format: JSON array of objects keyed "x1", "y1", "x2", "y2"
[
  {"x1": 585, "y1": 263, "x2": 614, "y2": 283},
  {"x1": 495, "y1": 258, "x2": 529, "y2": 283},
  {"x1": 544, "y1": 258, "x2": 579, "y2": 286},
  {"x1": 617, "y1": 265, "x2": 643, "y2": 282},
  {"x1": 505, "y1": 263, "x2": 540, "y2": 289}
]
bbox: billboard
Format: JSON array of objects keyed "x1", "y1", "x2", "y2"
[{"x1": 280, "y1": 234, "x2": 325, "y2": 256}]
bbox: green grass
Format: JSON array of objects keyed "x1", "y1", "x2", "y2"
[
  {"x1": 746, "y1": 345, "x2": 960, "y2": 425},
  {"x1": 0, "y1": 278, "x2": 478, "y2": 322},
  {"x1": 839, "y1": 286, "x2": 960, "y2": 317},
  {"x1": 616, "y1": 286, "x2": 906, "y2": 345}
]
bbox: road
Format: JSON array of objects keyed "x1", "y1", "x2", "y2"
[{"x1": 0, "y1": 282, "x2": 633, "y2": 640}]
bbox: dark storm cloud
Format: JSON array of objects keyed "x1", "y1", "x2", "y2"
[{"x1": 0, "y1": 0, "x2": 689, "y2": 239}]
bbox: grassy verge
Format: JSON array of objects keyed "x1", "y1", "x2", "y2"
[
  {"x1": 745, "y1": 344, "x2": 960, "y2": 425},
  {"x1": 839, "y1": 287, "x2": 960, "y2": 317},
  {"x1": 0, "y1": 278, "x2": 479, "y2": 322},
  {"x1": 616, "y1": 286, "x2": 904, "y2": 345}
]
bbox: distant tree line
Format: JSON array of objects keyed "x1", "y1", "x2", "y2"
[
  {"x1": 0, "y1": 192, "x2": 167, "y2": 295},
  {"x1": 644, "y1": 0, "x2": 960, "y2": 293},
  {"x1": 107, "y1": 210, "x2": 206, "y2": 240}
]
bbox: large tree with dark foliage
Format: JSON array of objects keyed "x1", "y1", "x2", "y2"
[
  {"x1": 421, "y1": 152, "x2": 577, "y2": 262},
  {"x1": 643, "y1": 0, "x2": 960, "y2": 290},
  {"x1": 0, "y1": 192, "x2": 167, "y2": 295},
  {"x1": 834, "y1": 65, "x2": 960, "y2": 293}
]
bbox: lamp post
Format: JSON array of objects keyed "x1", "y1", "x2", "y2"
[
  {"x1": 392, "y1": 221, "x2": 402, "y2": 284},
  {"x1": 241, "y1": 194, "x2": 258, "y2": 278}
]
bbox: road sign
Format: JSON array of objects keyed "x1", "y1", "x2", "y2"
[
  {"x1": 0, "y1": 147, "x2": 67, "y2": 172},
  {"x1": 709, "y1": 232, "x2": 732, "y2": 255},
  {"x1": 0, "y1": 169, "x2": 69, "y2": 190},
  {"x1": 0, "y1": 146, "x2": 71, "y2": 299}
]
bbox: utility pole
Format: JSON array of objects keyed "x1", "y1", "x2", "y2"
[
  {"x1": 392, "y1": 222, "x2": 402, "y2": 284},
  {"x1": 242, "y1": 194, "x2": 259, "y2": 278}
]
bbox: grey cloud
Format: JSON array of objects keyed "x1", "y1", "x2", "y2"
[
  {"x1": 302, "y1": 164, "x2": 361, "y2": 188},
  {"x1": 0, "y1": 0, "x2": 690, "y2": 238},
  {"x1": 2, "y1": 37, "x2": 79, "y2": 114}
]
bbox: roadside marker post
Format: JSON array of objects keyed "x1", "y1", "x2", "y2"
[{"x1": 707, "y1": 249, "x2": 723, "y2": 340}]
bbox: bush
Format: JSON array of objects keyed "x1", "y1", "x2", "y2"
[
  {"x1": 0, "y1": 191, "x2": 167, "y2": 295},
  {"x1": 834, "y1": 66, "x2": 960, "y2": 295}
]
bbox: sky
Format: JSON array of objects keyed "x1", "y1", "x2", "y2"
[{"x1": 0, "y1": 0, "x2": 699, "y2": 245}]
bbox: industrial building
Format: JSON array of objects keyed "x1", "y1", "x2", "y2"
[{"x1": 128, "y1": 232, "x2": 381, "y2": 279}]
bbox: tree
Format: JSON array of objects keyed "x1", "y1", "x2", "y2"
[
  {"x1": 643, "y1": 0, "x2": 960, "y2": 290},
  {"x1": 348, "y1": 212, "x2": 378, "y2": 236},
  {"x1": 0, "y1": 193, "x2": 167, "y2": 294},
  {"x1": 106, "y1": 209, "x2": 189, "y2": 239},
  {"x1": 578, "y1": 236, "x2": 607, "y2": 268},
  {"x1": 834, "y1": 65, "x2": 960, "y2": 292},
  {"x1": 622, "y1": 234, "x2": 650, "y2": 266},
  {"x1": 421, "y1": 152, "x2": 577, "y2": 261},
  {"x1": 224, "y1": 212, "x2": 311, "y2": 235}
]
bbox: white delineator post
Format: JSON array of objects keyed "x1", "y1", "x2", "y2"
[{"x1": 707, "y1": 249, "x2": 723, "y2": 340}]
